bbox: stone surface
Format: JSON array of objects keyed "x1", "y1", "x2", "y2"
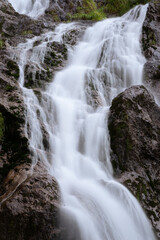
[
  {"x1": 142, "y1": 0, "x2": 160, "y2": 101},
  {"x1": 108, "y1": 85, "x2": 160, "y2": 238},
  {"x1": 0, "y1": 0, "x2": 160, "y2": 239},
  {"x1": 0, "y1": 1, "x2": 62, "y2": 238},
  {"x1": 0, "y1": 162, "x2": 61, "y2": 240},
  {"x1": 45, "y1": 0, "x2": 83, "y2": 21}
]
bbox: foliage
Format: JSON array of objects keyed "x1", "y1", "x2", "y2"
[
  {"x1": 22, "y1": 30, "x2": 33, "y2": 35},
  {"x1": 67, "y1": 0, "x2": 149, "y2": 21},
  {"x1": 67, "y1": 0, "x2": 106, "y2": 21},
  {"x1": 49, "y1": 10, "x2": 60, "y2": 22},
  {"x1": 104, "y1": 0, "x2": 150, "y2": 16}
]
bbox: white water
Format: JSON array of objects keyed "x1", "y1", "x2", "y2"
[
  {"x1": 8, "y1": 0, "x2": 49, "y2": 18},
  {"x1": 11, "y1": 4, "x2": 156, "y2": 240}
]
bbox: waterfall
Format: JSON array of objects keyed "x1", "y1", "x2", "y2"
[
  {"x1": 11, "y1": 3, "x2": 156, "y2": 240},
  {"x1": 8, "y1": 0, "x2": 49, "y2": 18}
]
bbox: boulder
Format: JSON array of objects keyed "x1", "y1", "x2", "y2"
[
  {"x1": 0, "y1": 161, "x2": 61, "y2": 240},
  {"x1": 108, "y1": 85, "x2": 160, "y2": 238}
]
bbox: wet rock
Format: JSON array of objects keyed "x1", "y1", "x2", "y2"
[
  {"x1": 0, "y1": 161, "x2": 61, "y2": 240},
  {"x1": 23, "y1": 23, "x2": 87, "y2": 89},
  {"x1": 45, "y1": 0, "x2": 83, "y2": 21},
  {"x1": 62, "y1": 25, "x2": 86, "y2": 46},
  {"x1": 142, "y1": 0, "x2": 160, "y2": 101},
  {"x1": 108, "y1": 85, "x2": 160, "y2": 238}
]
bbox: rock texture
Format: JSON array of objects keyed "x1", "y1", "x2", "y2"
[
  {"x1": 108, "y1": 85, "x2": 160, "y2": 238},
  {"x1": 0, "y1": 0, "x2": 31, "y2": 186},
  {"x1": 46, "y1": 0, "x2": 83, "y2": 21},
  {"x1": 0, "y1": 0, "x2": 88, "y2": 238},
  {"x1": 0, "y1": 162, "x2": 61, "y2": 240},
  {"x1": 142, "y1": 0, "x2": 160, "y2": 101},
  {"x1": 0, "y1": 0, "x2": 160, "y2": 239},
  {"x1": 0, "y1": 1, "x2": 62, "y2": 238}
]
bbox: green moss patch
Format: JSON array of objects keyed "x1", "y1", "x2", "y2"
[
  {"x1": 49, "y1": 10, "x2": 60, "y2": 22},
  {"x1": 67, "y1": 0, "x2": 150, "y2": 21},
  {"x1": 0, "y1": 112, "x2": 4, "y2": 140},
  {"x1": 105, "y1": 0, "x2": 149, "y2": 16},
  {"x1": 0, "y1": 39, "x2": 4, "y2": 49},
  {"x1": 22, "y1": 30, "x2": 33, "y2": 35},
  {"x1": 67, "y1": 0, "x2": 106, "y2": 21},
  {"x1": 7, "y1": 60, "x2": 20, "y2": 80}
]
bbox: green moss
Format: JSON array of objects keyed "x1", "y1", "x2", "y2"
[
  {"x1": 22, "y1": 30, "x2": 33, "y2": 35},
  {"x1": 50, "y1": 10, "x2": 60, "y2": 22},
  {"x1": 126, "y1": 137, "x2": 132, "y2": 151},
  {"x1": 67, "y1": 0, "x2": 106, "y2": 21},
  {"x1": 7, "y1": 60, "x2": 20, "y2": 80},
  {"x1": 105, "y1": 0, "x2": 149, "y2": 16},
  {"x1": 0, "y1": 39, "x2": 4, "y2": 49},
  {"x1": 5, "y1": 85, "x2": 15, "y2": 92},
  {"x1": 0, "y1": 112, "x2": 4, "y2": 140},
  {"x1": 105, "y1": 0, "x2": 129, "y2": 15}
]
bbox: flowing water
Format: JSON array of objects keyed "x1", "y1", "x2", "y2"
[
  {"x1": 8, "y1": 0, "x2": 49, "y2": 18},
  {"x1": 9, "y1": 2, "x2": 156, "y2": 240}
]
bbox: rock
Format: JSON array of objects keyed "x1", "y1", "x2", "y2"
[
  {"x1": 0, "y1": 1, "x2": 61, "y2": 238},
  {"x1": 22, "y1": 21, "x2": 88, "y2": 89},
  {"x1": 142, "y1": 0, "x2": 160, "y2": 101},
  {"x1": 45, "y1": 0, "x2": 83, "y2": 21},
  {"x1": 108, "y1": 85, "x2": 160, "y2": 238},
  {"x1": 0, "y1": 161, "x2": 61, "y2": 240}
]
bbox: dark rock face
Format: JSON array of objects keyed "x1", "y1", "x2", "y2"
[
  {"x1": 0, "y1": 1, "x2": 31, "y2": 186},
  {"x1": 0, "y1": 162, "x2": 61, "y2": 240},
  {"x1": 24, "y1": 41, "x2": 68, "y2": 89},
  {"x1": 0, "y1": 0, "x2": 88, "y2": 238},
  {"x1": 0, "y1": 0, "x2": 63, "y2": 238},
  {"x1": 108, "y1": 85, "x2": 160, "y2": 238},
  {"x1": 1, "y1": 0, "x2": 160, "y2": 239},
  {"x1": 142, "y1": 0, "x2": 160, "y2": 101}
]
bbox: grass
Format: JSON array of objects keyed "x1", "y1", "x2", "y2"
[
  {"x1": 104, "y1": 0, "x2": 149, "y2": 16},
  {"x1": 67, "y1": 0, "x2": 150, "y2": 21},
  {"x1": 67, "y1": 0, "x2": 106, "y2": 21}
]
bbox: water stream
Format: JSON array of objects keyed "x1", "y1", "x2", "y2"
[
  {"x1": 9, "y1": 2, "x2": 156, "y2": 240},
  {"x1": 8, "y1": 0, "x2": 49, "y2": 18}
]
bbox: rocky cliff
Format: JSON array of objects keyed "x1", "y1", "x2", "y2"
[
  {"x1": 0, "y1": 1, "x2": 63, "y2": 239},
  {"x1": 0, "y1": 0, "x2": 88, "y2": 239},
  {"x1": 0, "y1": 0, "x2": 159, "y2": 239},
  {"x1": 109, "y1": 1, "x2": 160, "y2": 238}
]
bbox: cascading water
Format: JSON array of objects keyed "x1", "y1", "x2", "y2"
[
  {"x1": 8, "y1": 0, "x2": 49, "y2": 18},
  {"x1": 10, "y1": 3, "x2": 156, "y2": 240}
]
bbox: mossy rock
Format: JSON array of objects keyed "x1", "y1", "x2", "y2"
[
  {"x1": 0, "y1": 112, "x2": 4, "y2": 141},
  {"x1": 6, "y1": 60, "x2": 19, "y2": 80},
  {"x1": 24, "y1": 64, "x2": 53, "y2": 89}
]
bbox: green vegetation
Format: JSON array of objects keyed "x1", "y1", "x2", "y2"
[
  {"x1": 67, "y1": 0, "x2": 106, "y2": 21},
  {"x1": 0, "y1": 39, "x2": 4, "y2": 48},
  {"x1": 22, "y1": 30, "x2": 33, "y2": 35},
  {"x1": 5, "y1": 84, "x2": 15, "y2": 92},
  {"x1": 7, "y1": 60, "x2": 20, "y2": 80},
  {"x1": 101, "y1": 0, "x2": 149, "y2": 16},
  {"x1": 49, "y1": 10, "x2": 60, "y2": 22},
  {"x1": 67, "y1": 0, "x2": 150, "y2": 21},
  {"x1": 0, "y1": 112, "x2": 4, "y2": 140},
  {"x1": 105, "y1": 0, "x2": 130, "y2": 15}
]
